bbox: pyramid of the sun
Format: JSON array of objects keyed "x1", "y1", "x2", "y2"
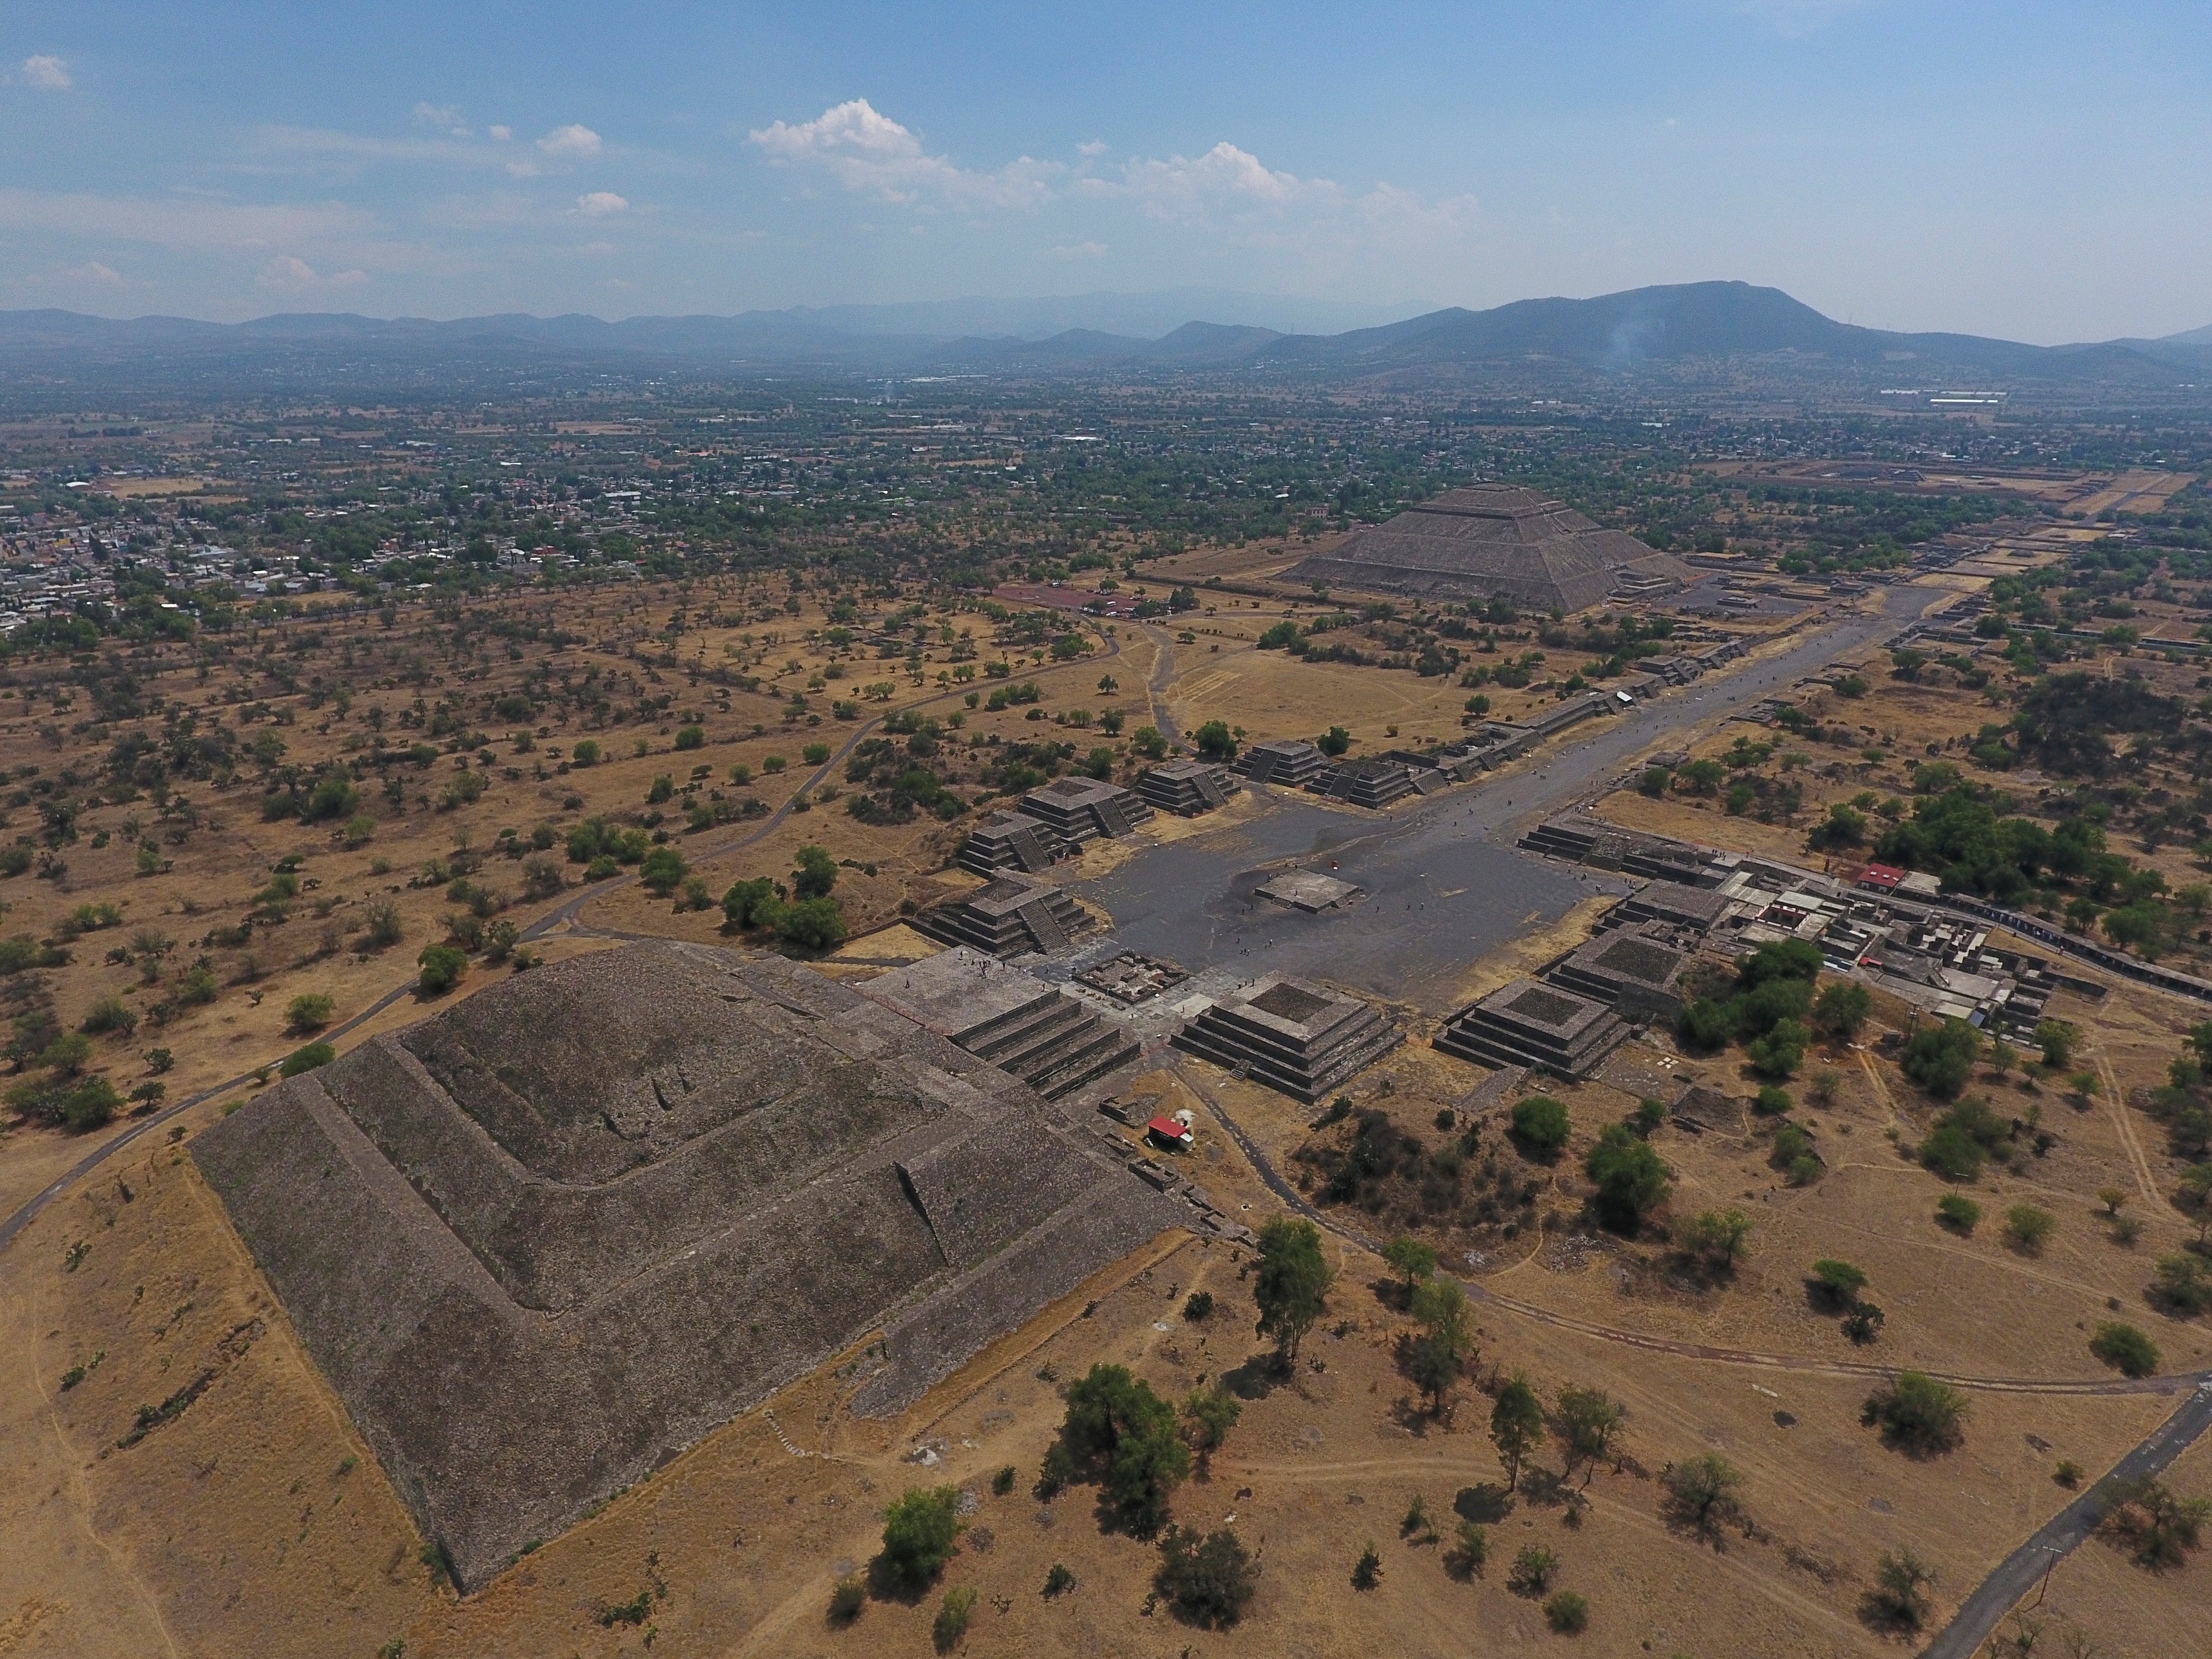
[{"x1": 1285, "y1": 484, "x2": 1690, "y2": 612}]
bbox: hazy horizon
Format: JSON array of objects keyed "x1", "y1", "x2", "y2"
[{"x1": 4, "y1": 1, "x2": 2209, "y2": 343}]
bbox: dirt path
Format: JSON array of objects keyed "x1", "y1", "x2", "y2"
[{"x1": 2093, "y1": 1045, "x2": 2173, "y2": 1219}]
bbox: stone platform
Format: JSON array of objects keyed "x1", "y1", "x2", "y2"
[
  {"x1": 1172, "y1": 973, "x2": 1401, "y2": 1104},
  {"x1": 1433, "y1": 976, "x2": 1628, "y2": 1078},
  {"x1": 914, "y1": 875, "x2": 1097, "y2": 958},
  {"x1": 858, "y1": 946, "x2": 1141, "y2": 1100}
]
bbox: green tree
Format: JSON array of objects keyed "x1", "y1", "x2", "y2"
[
  {"x1": 1661, "y1": 1453, "x2": 1744, "y2": 1539},
  {"x1": 792, "y1": 843, "x2": 838, "y2": 900},
  {"x1": 1180, "y1": 1385, "x2": 1241, "y2": 1475},
  {"x1": 1152, "y1": 1526, "x2": 1256, "y2": 1629},
  {"x1": 2099, "y1": 1478, "x2": 2211, "y2": 1571},
  {"x1": 1900, "y1": 1018, "x2": 1981, "y2": 1099},
  {"x1": 416, "y1": 944, "x2": 467, "y2": 995},
  {"x1": 2004, "y1": 1203, "x2": 2056, "y2": 1255},
  {"x1": 1192, "y1": 721, "x2": 1238, "y2": 761},
  {"x1": 1862, "y1": 1548, "x2": 1935, "y2": 1632},
  {"x1": 1862, "y1": 1370, "x2": 1968, "y2": 1456},
  {"x1": 638, "y1": 846, "x2": 688, "y2": 897},
  {"x1": 1253, "y1": 1215, "x2": 1333, "y2": 1366},
  {"x1": 1674, "y1": 1207, "x2": 1754, "y2": 1271},
  {"x1": 1131, "y1": 725, "x2": 1169, "y2": 760},
  {"x1": 1810, "y1": 980, "x2": 1871, "y2": 1038},
  {"x1": 1489, "y1": 1377, "x2": 1545, "y2": 1491},
  {"x1": 1509, "y1": 1095, "x2": 1571, "y2": 1156},
  {"x1": 2033, "y1": 1018, "x2": 2078, "y2": 1070},
  {"x1": 1381, "y1": 1235, "x2": 1438, "y2": 1292},
  {"x1": 1583, "y1": 1123, "x2": 1670, "y2": 1231},
  {"x1": 721, "y1": 877, "x2": 779, "y2": 928},
  {"x1": 1556, "y1": 1386, "x2": 1625, "y2": 1490},
  {"x1": 284, "y1": 992, "x2": 336, "y2": 1035},
  {"x1": 2089, "y1": 1322, "x2": 2161, "y2": 1379},
  {"x1": 1044, "y1": 1363, "x2": 1191, "y2": 1537},
  {"x1": 280, "y1": 1041, "x2": 336, "y2": 1077},
  {"x1": 878, "y1": 1485, "x2": 964, "y2": 1590},
  {"x1": 1404, "y1": 1276, "x2": 1473, "y2": 1416},
  {"x1": 774, "y1": 896, "x2": 847, "y2": 953},
  {"x1": 1935, "y1": 1192, "x2": 1982, "y2": 1233}
]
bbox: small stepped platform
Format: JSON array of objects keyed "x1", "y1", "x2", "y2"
[
  {"x1": 1172, "y1": 973, "x2": 1400, "y2": 1104},
  {"x1": 859, "y1": 946, "x2": 1139, "y2": 1100},
  {"x1": 914, "y1": 875, "x2": 1096, "y2": 959},
  {"x1": 1308, "y1": 756, "x2": 1417, "y2": 810},
  {"x1": 958, "y1": 810, "x2": 1070, "y2": 876},
  {"x1": 1547, "y1": 925, "x2": 1691, "y2": 1025},
  {"x1": 1433, "y1": 977, "x2": 1627, "y2": 1078},
  {"x1": 1235, "y1": 738, "x2": 1327, "y2": 787},
  {"x1": 1137, "y1": 760, "x2": 1240, "y2": 817},
  {"x1": 1017, "y1": 776, "x2": 1155, "y2": 842}
]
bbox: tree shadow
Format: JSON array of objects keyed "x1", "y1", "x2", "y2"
[
  {"x1": 1517, "y1": 1466, "x2": 1570, "y2": 1510},
  {"x1": 1453, "y1": 1483, "x2": 1515, "y2": 1525},
  {"x1": 864, "y1": 1553, "x2": 941, "y2": 1607},
  {"x1": 1222, "y1": 1353, "x2": 1284, "y2": 1402}
]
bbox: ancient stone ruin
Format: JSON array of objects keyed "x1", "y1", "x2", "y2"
[
  {"x1": 958, "y1": 809, "x2": 1070, "y2": 875},
  {"x1": 1016, "y1": 775, "x2": 1155, "y2": 841},
  {"x1": 914, "y1": 874, "x2": 1098, "y2": 958},
  {"x1": 1136, "y1": 759, "x2": 1240, "y2": 817},
  {"x1": 1433, "y1": 975, "x2": 1628, "y2": 1078},
  {"x1": 1172, "y1": 973, "x2": 1401, "y2": 1103},
  {"x1": 192, "y1": 943, "x2": 1185, "y2": 1590},
  {"x1": 1235, "y1": 737, "x2": 1327, "y2": 786},
  {"x1": 1284, "y1": 483, "x2": 1690, "y2": 611},
  {"x1": 858, "y1": 945, "x2": 1140, "y2": 1099}
]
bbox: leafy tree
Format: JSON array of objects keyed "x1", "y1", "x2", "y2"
[
  {"x1": 878, "y1": 1486, "x2": 964, "y2": 1590},
  {"x1": 1936, "y1": 1193, "x2": 1983, "y2": 1233},
  {"x1": 2152, "y1": 1253, "x2": 2212, "y2": 1314},
  {"x1": 1901, "y1": 1018, "x2": 1980, "y2": 1099},
  {"x1": 1192, "y1": 721, "x2": 1238, "y2": 761},
  {"x1": 1131, "y1": 725, "x2": 1169, "y2": 760},
  {"x1": 1381, "y1": 1235, "x2": 1438, "y2": 1291},
  {"x1": 1583, "y1": 1123, "x2": 1669, "y2": 1231},
  {"x1": 2089, "y1": 1322, "x2": 2161, "y2": 1379},
  {"x1": 828, "y1": 1575, "x2": 865, "y2": 1625},
  {"x1": 792, "y1": 844, "x2": 838, "y2": 900},
  {"x1": 1810, "y1": 981, "x2": 1870, "y2": 1039},
  {"x1": 1506, "y1": 1543, "x2": 1558, "y2": 1597},
  {"x1": 931, "y1": 1585, "x2": 975, "y2": 1653},
  {"x1": 2099, "y1": 1478, "x2": 2211, "y2": 1571},
  {"x1": 2034, "y1": 1019, "x2": 2079, "y2": 1070},
  {"x1": 1253, "y1": 1215, "x2": 1333, "y2": 1366},
  {"x1": 1746, "y1": 1017, "x2": 1809, "y2": 1079},
  {"x1": 638, "y1": 846, "x2": 688, "y2": 897},
  {"x1": 280, "y1": 1041, "x2": 336, "y2": 1077},
  {"x1": 1180, "y1": 1386, "x2": 1241, "y2": 1474},
  {"x1": 1044, "y1": 1363, "x2": 1190, "y2": 1537},
  {"x1": 721, "y1": 877, "x2": 779, "y2": 928},
  {"x1": 1556, "y1": 1386, "x2": 1625, "y2": 1489},
  {"x1": 1543, "y1": 1590, "x2": 1590, "y2": 1634},
  {"x1": 1861, "y1": 1547, "x2": 1935, "y2": 1632},
  {"x1": 1661, "y1": 1453, "x2": 1744, "y2": 1540},
  {"x1": 1673, "y1": 1208, "x2": 1754, "y2": 1271},
  {"x1": 774, "y1": 896, "x2": 847, "y2": 953},
  {"x1": 1350, "y1": 1542, "x2": 1382, "y2": 1590},
  {"x1": 1509, "y1": 1095, "x2": 1571, "y2": 1156},
  {"x1": 1920, "y1": 1095, "x2": 2008, "y2": 1180},
  {"x1": 1489, "y1": 1378, "x2": 1545, "y2": 1491},
  {"x1": 1317, "y1": 725, "x2": 1353, "y2": 757},
  {"x1": 1404, "y1": 1277, "x2": 1473, "y2": 1416},
  {"x1": 1809, "y1": 1259, "x2": 1869, "y2": 1307},
  {"x1": 416, "y1": 944, "x2": 467, "y2": 995},
  {"x1": 1153, "y1": 1526, "x2": 1257, "y2": 1629},
  {"x1": 1862, "y1": 1370, "x2": 1968, "y2": 1456},
  {"x1": 2003, "y1": 1203, "x2": 2056, "y2": 1255},
  {"x1": 285, "y1": 992, "x2": 336, "y2": 1035},
  {"x1": 1443, "y1": 1519, "x2": 1489, "y2": 1579}
]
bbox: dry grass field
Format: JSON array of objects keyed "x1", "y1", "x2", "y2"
[{"x1": 4, "y1": 564, "x2": 2212, "y2": 1656}]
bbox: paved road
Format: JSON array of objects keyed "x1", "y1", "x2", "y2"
[{"x1": 1917, "y1": 1380, "x2": 2212, "y2": 1659}]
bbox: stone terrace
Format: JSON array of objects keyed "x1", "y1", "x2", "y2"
[
  {"x1": 1016, "y1": 775, "x2": 1155, "y2": 841},
  {"x1": 858, "y1": 946, "x2": 1140, "y2": 1100},
  {"x1": 1172, "y1": 973, "x2": 1402, "y2": 1104},
  {"x1": 914, "y1": 875, "x2": 1097, "y2": 958},
  {"x1": 1434, "y1": 975, "x2": 1629, "y2": 1078}
]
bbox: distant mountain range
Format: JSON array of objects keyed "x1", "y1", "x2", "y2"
[{"x1": 2, "y1": 282, "x2": 2206, "y2": 395}]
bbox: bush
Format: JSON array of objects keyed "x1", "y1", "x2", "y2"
[
  {"x1": 1041, "y1": 1562, "x2": 1075, "y2": 1598},
  {"x1": 281, "y1": 1041, "x2": 336, "y2": 1077},
  {"x1": 2090, "y1": 1321, "x2": 2161, "y2": 1379},
  {"x1": 1936, "y1": 1192, "x2": 1982, "y2": 1233},
  {"x1": 878, "y1": 1486, "x2": 964, "y2": 1590},
  {"x1": 285, "y1": 993, "x2": 336, "y2": 1035},
  {"x1": 828, "y1": 1575, "x2": 865, "y2": 1625},
  {"x1": 1660, "y1": 1453, "x2": 1744, "y2": 1538},
  {"x1": 1862, "y1": 1370, "x2": 1967, "y2": 1456},
  {"x1": 2099, "y1": 1477, "x2": 2211, "y2": 1571},
  {"x1": 80, "y1": 994, "x2": 138, "y2": 1039},
  {"x1": 1510, "y1": 1095, "x2": 1571, "y2": 1156},
  {"x1": 571, "y1": 739, "x2": 599, "y2": 766},
  {"x1": 362, "y1": 897, "x2": 405, "y2": 950},
  {"x1": 1673, "y1": 1207, "x2": 1753, "y2": 1271},
  {"x1": 1920, "y1": 1095, "x2": 2008, "y2": 1181},
  {"x1": 802, "y1": 741, "x2": 832, "y2": 765},
  {"x1": 1810, "y1": 980, "x2": 1870, "y2": 1037},
  {"x1": 1153, "y1": 1526, "x2": 1256, "y2": 1629},
  {"x1": 722, "y1": 877, "x2": 780, "y2": 930},
  {"x1": 674, "y1": 725, "x2": 706, "y2": 750},
  {"x1": 1181, "y1": 1290, "x2": 1213, "y2": 1322},
  {"x1": 1754, "y1": 1084, "x2": 1792, "y2": 1116},
  {"x1": 1444, "y1": 1519, "x2": 1489, "y2": 1579},
  {"x1": 774, "y1": 896, "x2": 847, "y2": 953},
  {"x1": 1746, "y1": 1017, "x2": 1809, "y2": 1079},
  {"x1": 2003, "y1": 1203, "x2": 2056, "y2": 1255},
  {"x1": 1350, "y1": 1542, "x2": 1381, "y2": 1590},
  {"x1": 416, "y1": 944, "x2": 468, "y2": 995},
  {"x1": 639, "y1": 846, "x2": 688, "y2": 897},
  {"x1": 1809, "y1": 1259, "x2": 1869, "y2": 1307},
  {"x1": 2152, "y1": 1253, "x2": 2212, "y2": 1315},
  {"x1": 1544, "y1": 1590, "x2": 1589, "y2": 1634},
  {"x1": 931, "y1": 1585, "x2": 975, "y2": 1653}
]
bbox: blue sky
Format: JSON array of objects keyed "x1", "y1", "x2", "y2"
[{"x1": 3, "y1": 1, "x2": 2207, "y2": 340}]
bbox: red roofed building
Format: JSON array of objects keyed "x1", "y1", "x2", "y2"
[
  {"x1": 1856, "y1": 863, "x2": 1905, "y2": 893},
  {"x1": 1145, "y1": 1115, "x2": 1193, "y2": 1151}
]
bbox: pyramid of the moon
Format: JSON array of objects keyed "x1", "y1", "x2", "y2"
[{"x1": 1285, "y1": 483, "x2": 1691, "y2": 612}]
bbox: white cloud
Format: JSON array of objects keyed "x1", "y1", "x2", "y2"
[
  {"x1": 1086, "y1": 142, "x2": 1336, "y2": 219},
  {"x1": 1044, "y1": 241, "x2": 1108, "y2": 261},
  {"x1": 412, "y1": 102, "x2": 471, "y2": 137},
  {"x1": 538, "y1": 123, "x2": 602, "y2": 158},
  {"x1": 573, "y1": 191, "x2": 628, "y2": 217},
  {"x1": 749, "y1": 99, "x2": 1056, "y2": 208},
  {"x1": 258, "y1": 255, "x2": 368, "y2": 292},
  {"x1": 488, "y1": 125, "x2": 512, "y2": 142},
  {"x1": 20, "y1": 55, "x2": 71, "y2": 91},
  {"x1": 0, "y1": 186, "x2": 371, "y2": 250},
  {"x1": 66, "y1": 260, "x2": 125, "y2": 287}
]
